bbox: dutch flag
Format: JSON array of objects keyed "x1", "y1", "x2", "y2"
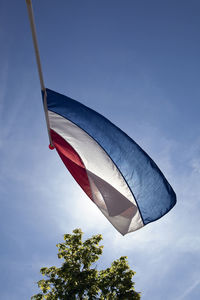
[{"x1": 44, "y1": 89, "x2": 176, "y2": 235}]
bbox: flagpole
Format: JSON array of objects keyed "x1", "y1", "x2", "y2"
[{"x1": 25, "y1": 0, "x2": 54, "y2": 148}]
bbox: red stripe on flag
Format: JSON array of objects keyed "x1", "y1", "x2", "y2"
[{"x1": 50, "y1": 129, "x2": 93, "y2": 200}]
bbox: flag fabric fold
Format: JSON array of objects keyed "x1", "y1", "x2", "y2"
[{"x1": 43, "y1": 88, "x2": 176, "y2": 235}]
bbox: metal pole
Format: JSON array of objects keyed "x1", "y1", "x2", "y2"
[{"x1": 25, "y1": 0, "x2": 54, "y2": 148}]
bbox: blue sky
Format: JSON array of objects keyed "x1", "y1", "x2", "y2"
[{"x1": 0, "y1": 0, "x2": 200, "y2": 299}]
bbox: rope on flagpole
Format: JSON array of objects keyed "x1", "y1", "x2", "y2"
[{"x1": 25, "y1": 0, "x2": 54, "y2": 149}]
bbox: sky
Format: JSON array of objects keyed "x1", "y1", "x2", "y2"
[{"x1": 0, "y1": 0, "x2": 200, "y2": 299}]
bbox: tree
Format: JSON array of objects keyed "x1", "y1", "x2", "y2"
[{"x1": 31, "y1": 229, "x2": 141, "y2": 299}]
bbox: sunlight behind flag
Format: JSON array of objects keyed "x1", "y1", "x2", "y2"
[{"x1": 44, "y1": 88, "x2": 176, "y2": 235}]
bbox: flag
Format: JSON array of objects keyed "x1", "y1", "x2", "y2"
[{"x1": 44, "y1": 88, "x2": 176, "y2": 235}]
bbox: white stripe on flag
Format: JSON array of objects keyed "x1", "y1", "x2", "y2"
[{"x1": 48, "y1": 110, "x2": 144, "y2": 234}]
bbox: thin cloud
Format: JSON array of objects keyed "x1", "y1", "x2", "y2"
[{"x1": 177, "y1": 279, "x2": 200, "y2": 300}]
